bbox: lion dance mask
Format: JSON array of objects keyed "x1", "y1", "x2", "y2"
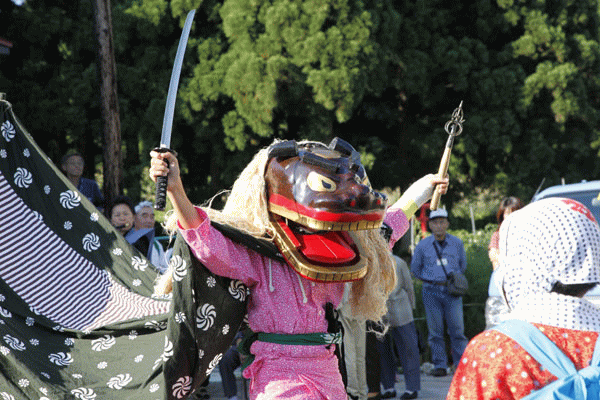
[{"x1": 265, "y1": 138, "x2": 388, "y2": 282}]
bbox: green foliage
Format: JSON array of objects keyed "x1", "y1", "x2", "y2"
[
  {"x1": 2, "y1": 0, "x2": 600, "y2": 217},
  {"x1": 1, "y1": 0, "x2": 101, "y2": 174},
  {"x1": 126, "y1": 0, "x2": 168, "y2": 25},
  {"x1": 503, "y1": 0, "x2": 600, "y2": 128},
  {"x1": 451, "y1": 187, "x2": 504, "y2": 230},
  {"x1": 181, "y1": 0, "x2": 403, "y2": 152},
  {"x1": 0, "y1": 0, "x2": 192, "y2": 203},
  {"x1": 457, "y1": 225, "x2": 496, "y2": 339}
]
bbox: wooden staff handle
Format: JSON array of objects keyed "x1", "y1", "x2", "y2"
[
  {"x1": 430, "y1": 101, "x2": 464, "y2": 210},
  {"x1": 430, "y1": 145, "x2": 452, "y2": 210}
]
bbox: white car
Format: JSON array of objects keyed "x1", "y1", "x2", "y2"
[{"x1": 485, "y1": 180, "x2": 600, "y2": 328}]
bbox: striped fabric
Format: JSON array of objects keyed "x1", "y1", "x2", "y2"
[
  {"x1": 0, "y1": 171, "x2": 114, "y2": 329},
  {"x1": 0, "y1": 98, "x2": 247, "y2": 399}
]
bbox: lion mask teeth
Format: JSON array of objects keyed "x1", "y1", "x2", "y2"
[{"x1": 264, "y1": 138, "x2": 387, "y2": 282}]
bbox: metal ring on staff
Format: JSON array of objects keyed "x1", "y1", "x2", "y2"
[{"x1": 430, "y1": 102, "x2": 465, "y2": 210}]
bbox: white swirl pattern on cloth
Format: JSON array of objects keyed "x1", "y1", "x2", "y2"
[{"x1": 0, "y1": 171, "x2": 170, "y2": 331}]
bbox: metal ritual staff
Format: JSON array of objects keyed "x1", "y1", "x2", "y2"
[
  {"x1": 154, "y1": 9, "x2": 196, "y2": 211},
  {"x1": 430, "y1": 101, "x2": 465, "y2": 210}
]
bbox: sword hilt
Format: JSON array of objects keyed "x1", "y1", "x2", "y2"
[
  {"x1": 155, "y1": 175, "x2": 168, "y2": 211},
  {"x1": 153, "y1": 147, "x2": 176, "y2": 211}
]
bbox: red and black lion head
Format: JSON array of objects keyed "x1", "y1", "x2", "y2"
[{"x1": 265, "y1": 138, "x2": 388, "y2": 282}]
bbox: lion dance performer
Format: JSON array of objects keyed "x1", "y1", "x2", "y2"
[{"x1": 149, "y1": 138, "x2": 447, "y2": 399}]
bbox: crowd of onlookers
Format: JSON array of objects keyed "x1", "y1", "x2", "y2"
[{"x1": 60, "y1": 151, "x2": 171, "y2": 274}]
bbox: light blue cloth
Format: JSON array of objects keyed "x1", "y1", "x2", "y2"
[
  {"x1": 125, "y1": 227, "x2": 155, "y2": 249},
  {"x1": 493, "y1": 320, "x2": 600, "y2": 399},
  {"x1": 488, "y1": 269, "x2": 501, "y2": 296}
]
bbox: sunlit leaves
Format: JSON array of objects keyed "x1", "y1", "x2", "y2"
[
  {"x1": 126, "y1": 0, "x2": 168, "y2": 25},
  {"x1": 500, "y1": 0, "x2": 600, "y2": 126}
]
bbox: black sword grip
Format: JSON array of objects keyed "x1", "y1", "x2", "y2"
[
  {"x1": 155, "y1": 174, "x2": 168, "y2": 211},
  {"x1": 153, "y1": 147, "x2": 175, "y2": 211}
]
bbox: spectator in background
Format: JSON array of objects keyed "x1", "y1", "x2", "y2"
[
  {"x1": 448, "y1": 198, "x2": 600, "y2": 400},
  {"x1": 337, "y1": 284, "x2": 368, "y2": 400},
  {"x1": 109, "y1": 196, "x2": 151, "y2": 258},
  {"x1": 416, "y1": 203, "x2": 431, "y2": 240},
  {"x1": 128, "y1": 200, "x2": 170, "y2": 273},
  {"x1": 486, "y1": 196, "x2": 524, "y2": 327},
  {"x1": 378, "y1": 255, "x2": 420, "y2": 399},
  {"x1": 488, "y1": 196, "x2": 524, "y2": 270},
  {"x1": 365, "y1": 322, "x2": 382, "y2": 400},
  {"x1": 134, "y1": 200, "x2": 156, "y2": 231},
  {"x1": 61, "y1": 152, "x2": 103, "y2": 209},
  {"x1": 410, "y1": 208, "x2": 468, "y2": 377},
  {"x1": 109, "y1": 196, "x2": 136, "y2": 236},
  {"x1": 337, "y1": 305, "x2": 383, "y2": 400}
]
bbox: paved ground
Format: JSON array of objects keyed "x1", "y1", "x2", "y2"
[{"x1": 199, "y1": 369, "x2": 453, "y2": 400}]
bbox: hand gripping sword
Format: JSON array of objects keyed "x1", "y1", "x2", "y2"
[
  {"x1": 154, "y1": 9, "x2": 196, "y2": 211},
  {"x1": 430, "y1": 101, "x2": 465, "y2": 211}
]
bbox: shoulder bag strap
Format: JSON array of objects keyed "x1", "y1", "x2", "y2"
[{"x1": 432, "y1": 241, "x2": 450, "y2": 279}]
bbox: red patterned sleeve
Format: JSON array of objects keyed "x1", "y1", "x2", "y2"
[
  {"x1": 448, "y1": 326, "x2": 598, "y2": 400},
  {"x1": 448, "y1": 331, "x2": 542, "y2": 400}
]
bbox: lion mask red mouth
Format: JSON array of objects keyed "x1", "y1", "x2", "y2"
[{"x1": 265, "y1": 138, "x2": 388, "y2": 282}]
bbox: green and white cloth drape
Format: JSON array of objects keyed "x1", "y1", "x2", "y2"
[{"x1": 0, "y1": 98, "x2": 247, "y2": 400}]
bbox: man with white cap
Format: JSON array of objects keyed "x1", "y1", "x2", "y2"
[
  {"x1": 133, "y1": 200, "x2": 156, "y2": 231},
  {"x1": 447, "y1": 198, "x2": 600, "y2": 399},
  {"x1": 127, "y1": 200, "x2": 170, "y2": 273},
  {"x1": 410, "y1": 208, "x2": 468, "y2": 377}
]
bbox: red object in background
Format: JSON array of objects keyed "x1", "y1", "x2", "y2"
[
  {"x1": 0, "y1": 38, "x2": 13, "y2": 56},
  {"x1": 417, "y1": 203, "x2": 431, "y2": 237}
]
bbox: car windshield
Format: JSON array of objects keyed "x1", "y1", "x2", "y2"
[{"x1": 538, "y1": 190, "x2": 600, "y2": 223}]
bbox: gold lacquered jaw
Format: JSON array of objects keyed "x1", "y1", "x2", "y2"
[{"x1": 269, "y1": 217, "x2": 370, "y2": 283}]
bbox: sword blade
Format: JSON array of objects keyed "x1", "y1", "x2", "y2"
[{"x1": 159, "y1": 9, "x2": 196, "y2": 148}]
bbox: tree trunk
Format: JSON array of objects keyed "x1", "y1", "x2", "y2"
[{"x1": 93, "y1": 0, "x2": 121, "y2": 214}]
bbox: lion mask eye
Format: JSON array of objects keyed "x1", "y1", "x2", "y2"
[{"x1": 307, "y1": 172, "x2": 337, "y2": 193}]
